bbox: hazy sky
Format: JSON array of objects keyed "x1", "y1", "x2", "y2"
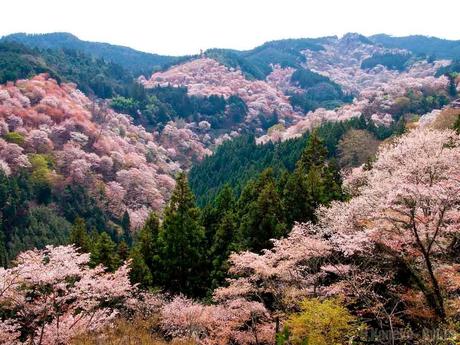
[{"x1": 1, "y1": 0, "x2": 459, "y2": 55}]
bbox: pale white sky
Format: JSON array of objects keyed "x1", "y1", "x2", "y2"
[{"x1": 1, "y1": 0, "x2": 459, "y2": 56}]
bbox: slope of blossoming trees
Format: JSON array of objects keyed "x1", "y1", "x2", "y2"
[
  {"x1": 2, "y1": 114, "x2": 459, "y2": 345},
  {"x1": 213, "y1": 125, "x2": 460, "y2": 341},
  {"x1": 139, "y1": 34, "x2": 454, "y2": 150},
  {"x1": 0, "y1": 245, "x2": 275, "y2": 344},
  {"x1": 140, "y1": 58, "x2": 300, "y2": 124},
  {"x1": 0, "y1": 75, "x2": 211, "y2": 249},
  {"x1": 258, "y1": 67, "x2": 451, "y2": 143}
]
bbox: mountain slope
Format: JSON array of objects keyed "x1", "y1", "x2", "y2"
[
  {"x1": 0, "y1": 32, "x2": 178, "y2": 74},
  {"x1": 205, "y1": 38, "x2": 324, "y2": 80},
  {"x1": 370, "y1": 34, "x2": 460, "y2": 59},
  {"x1": 0, "y1": 40, "x2": 137, "y2": 98}
]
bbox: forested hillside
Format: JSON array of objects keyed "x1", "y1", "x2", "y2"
[
  {"x1": 0, "y1": 41, "x2": 137, "y2": 98},
  {"x1": 1, "y1": 32, "x2": 178, "y2": 74},
  {"x1": 189, "y1": 115, "x2": 399, "y2": 205},
  {"x1": 0, "y1": 30, "x2": 460, "y2": 345},
  {"x1": 371, "y1": 34, "x2": 460, "y2": 59}
]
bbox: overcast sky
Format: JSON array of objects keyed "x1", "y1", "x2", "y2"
[{"x1": 1, "y1": 0, "x2": 459, "y2": 56}]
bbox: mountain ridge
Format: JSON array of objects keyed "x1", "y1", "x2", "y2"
[{"x1": 0, "y1": 32, "x2": 179, "y2": 74}]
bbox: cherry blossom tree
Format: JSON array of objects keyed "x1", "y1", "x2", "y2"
[{"x1": 0, "y1": 245, "x2": 133, "y2": 345}]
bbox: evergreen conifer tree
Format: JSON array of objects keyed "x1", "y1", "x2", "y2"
[
  {"x1": 90, "y1": 232, "x2": 120, "y2": 272},
  {"x1": 157, "y1": 173, "x2": 206, "y2": 296},
  {"x1": 69, "y1": 217, "x2": 91, "y2": 253}
]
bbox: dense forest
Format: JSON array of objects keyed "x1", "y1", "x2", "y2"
[
  {"x1": 0, "y1": 41, "x2": 137, "y2": 98},
  {"x1": 205, "y1": 38, "x2": 324, "y2": 80},
  {"x1": 361, "y1": 52, "x2": 413, "y2": 71},
  {"x1": 371, "y1": 34, "x2": 460, "y2": 60},
  {"x1": 189, "y1": 115, "x2": 400, "y2": 205},
  {"x1": 0, "y1": 32, "x2": 178, "y2": 74}
]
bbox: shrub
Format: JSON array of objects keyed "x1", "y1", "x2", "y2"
[{"x1": 281, "y1": 298, "x2": 362, "y2": 345}]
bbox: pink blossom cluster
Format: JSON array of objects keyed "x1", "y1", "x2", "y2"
[
  {"x1": 0, "y1": 75, "x2": 185, "y2": 228},
  {"x1": 141, "y1": 58, "x2": 300, "y2": 123},
  {"x1": 0, "y1": 245, "x2": 132, "y2": 345},
  {"x1": 221, "y1": 127, "x2": 460, "y2": 322},
  {"x1": 302, "y1": 35, "x2": 449, "y2": 94},
  {"x1": 160, "y1": 295, "x2": 273, "y2": 345},
  {"x1": 258, "y1": 73, "x2": 449, "y2": 143}
]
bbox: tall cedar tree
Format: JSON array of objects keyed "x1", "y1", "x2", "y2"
[
  {"x1": 121, "y1": 210, "x2": 132, "y2": 246},
  {"x1": 207, "y1": 185, "x2": 240, "y2": 289},
  {"x1": 238, "y1": 169, "x2": 286, "y2": 252},
  {"x1": 202, "y1": 184, "x2": 236, "y2": 248},
  {"x1": 90, "y1": 232, "x2": 120, "y2": 272},
  {"x1": 157, "y1": 173, "x2": 207, "y2": 297},
  {"x1": 283, "y1": 130, "x2": 342, "y2": 225},
  {"x1": 69, "y1": 217, "x2": 91, "y2": 253},
  {"x1": 129, "y1": 212, "x2": 160, "y2": 287}
]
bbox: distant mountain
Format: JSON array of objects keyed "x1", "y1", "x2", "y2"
[
  {"x1": 370, "y1": 34, "x2": 460, "y2": 60},
  {"x1": 0, "y1": 40, "x2": 136, "y2": 98},
  {"x1": 205, "y1": 38, "x2": 325, "y2": 80},
  {"x1": 0, "y1": 32, "x2": 178, "y2": 74}
]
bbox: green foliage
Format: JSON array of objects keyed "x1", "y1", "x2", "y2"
[
  {"x1": 292, "y1": 68, "x2": 332, "y2": 90},
  {"x1": 10, "y1": 205, "x2": 72, "y2": 257},
  {"x1": 117, "y1": 85, "x2": 248, "y2": 130},
  {"x1": 129, "y1": 246, "x2": 153, "y2": 288},
  {"x1": 69, "y1": 217, "x2": 92, "y2": 253},
  {"x1": 3, "y1": 131, "x2": 25, "y2": 145},
  {"x1": 391, "y1": 91, "x2": 450, "y2": 118},
  {"x1": 280, "y1": 298, "x2": 362, "y2": 345},
  {"x1": 0, "y1": 171, "x2": 87, "y2": 265},
  {"x1": 205, "y1": 38, "x2": 324, "y2": 80},
  {"x1": 283, "y1": 131, "x2": 342, "y2": 226},
  {"x1": 1, "y1": 32, "x2": 178, "y2": 75},
  {"x1": 129, "y1": 212, "x2": 160, "y2": 288},
  {"x1": 0, "y1": 162, "x2": 128, "y2": 267},
  {"x1": 288, "y1": 68, "x2": 351, "y2": 113},
  {"x1": 370, "y1": 34, "x2": 460, "y2": 60},
  {"x1": 156, "y1": 173, "x2": 207, "y2": 296},
  {"x1": 361, "y1": 52, "x2": 412, "y2": 71},
  {"x1": 110, "y1": 96, "x2": 140, "y2": 116},
  {"x1": 0, "y1": 41, "x2": 136, "y2": 99},
  {"x1": 448, "y1": 74, "x2": 458, "y2": 97},
  {"x1": 189, "y1": 116, "x2": 395, "y2": 206},
  {"x1": 90, "y1": 232, "x2": 120, "y2": 272},
  {"x1": 28, "y1": 153, "x2": 53, "y2": 203},
  {"x1": 121, "y1": 210, "x2": 132, "y2": 245},
  {"x1": 58, "y1": 184, "x2": 110, "y2": 234},
  {"x1": 436, "y1": 60, "x2": 460, "y2": 77},
  {"x1": 454, "y1": 115, "x2": 460, "y2": 134},
  {"x1": 238, "y1": 169, "x2": 287, "y2": 252}
]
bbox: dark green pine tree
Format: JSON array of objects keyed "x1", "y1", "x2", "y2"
[
  {"x1": 239, "y1": 169, "x2": 286, "y2": 252},
  {"x1": 157, "y1": 172, "x2": 206, "y2": 297},
  {"x1": 209, "y1": 210, "x2": 240, "y2": 290},
  {"x1": 323, "y1": 158, "x2": 343, "y2": 202},
  {"x1": 283, "y1": 130, "x2": 341, "y2": 226},
  {"x1": 121, "y1": 210, "x2": 132, "y2": 246},
  {"x1": 296, "y1": 130, "x2": 327, "y2": 173},
  {"x1": 90, "y1": 232, "x2": 120, "y2": 272},
  {"x1": 129, "y1": 246, "x2": 152, "y2": 287},
  {"x1": 0, "y1": 220, "x2": 7, "y2": 268},
  {"x1": 69, "y1": 217, "x2": 92, "y2": 253},
  {"x1": 394, "y1": 116, "x2": 407, "y2": 136},
  {"x1": 117, "y1": 240, "x2": 129, "y2": 262},
  {"x1": 283, "y1": 170, "x2": 310, "y2": 226},
  {"x1": 129, "y1": 212, "x2": 161, "y2": 287},
  {"x1": 201, "y1": 184, "x2": 236, "y2": 248}
]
